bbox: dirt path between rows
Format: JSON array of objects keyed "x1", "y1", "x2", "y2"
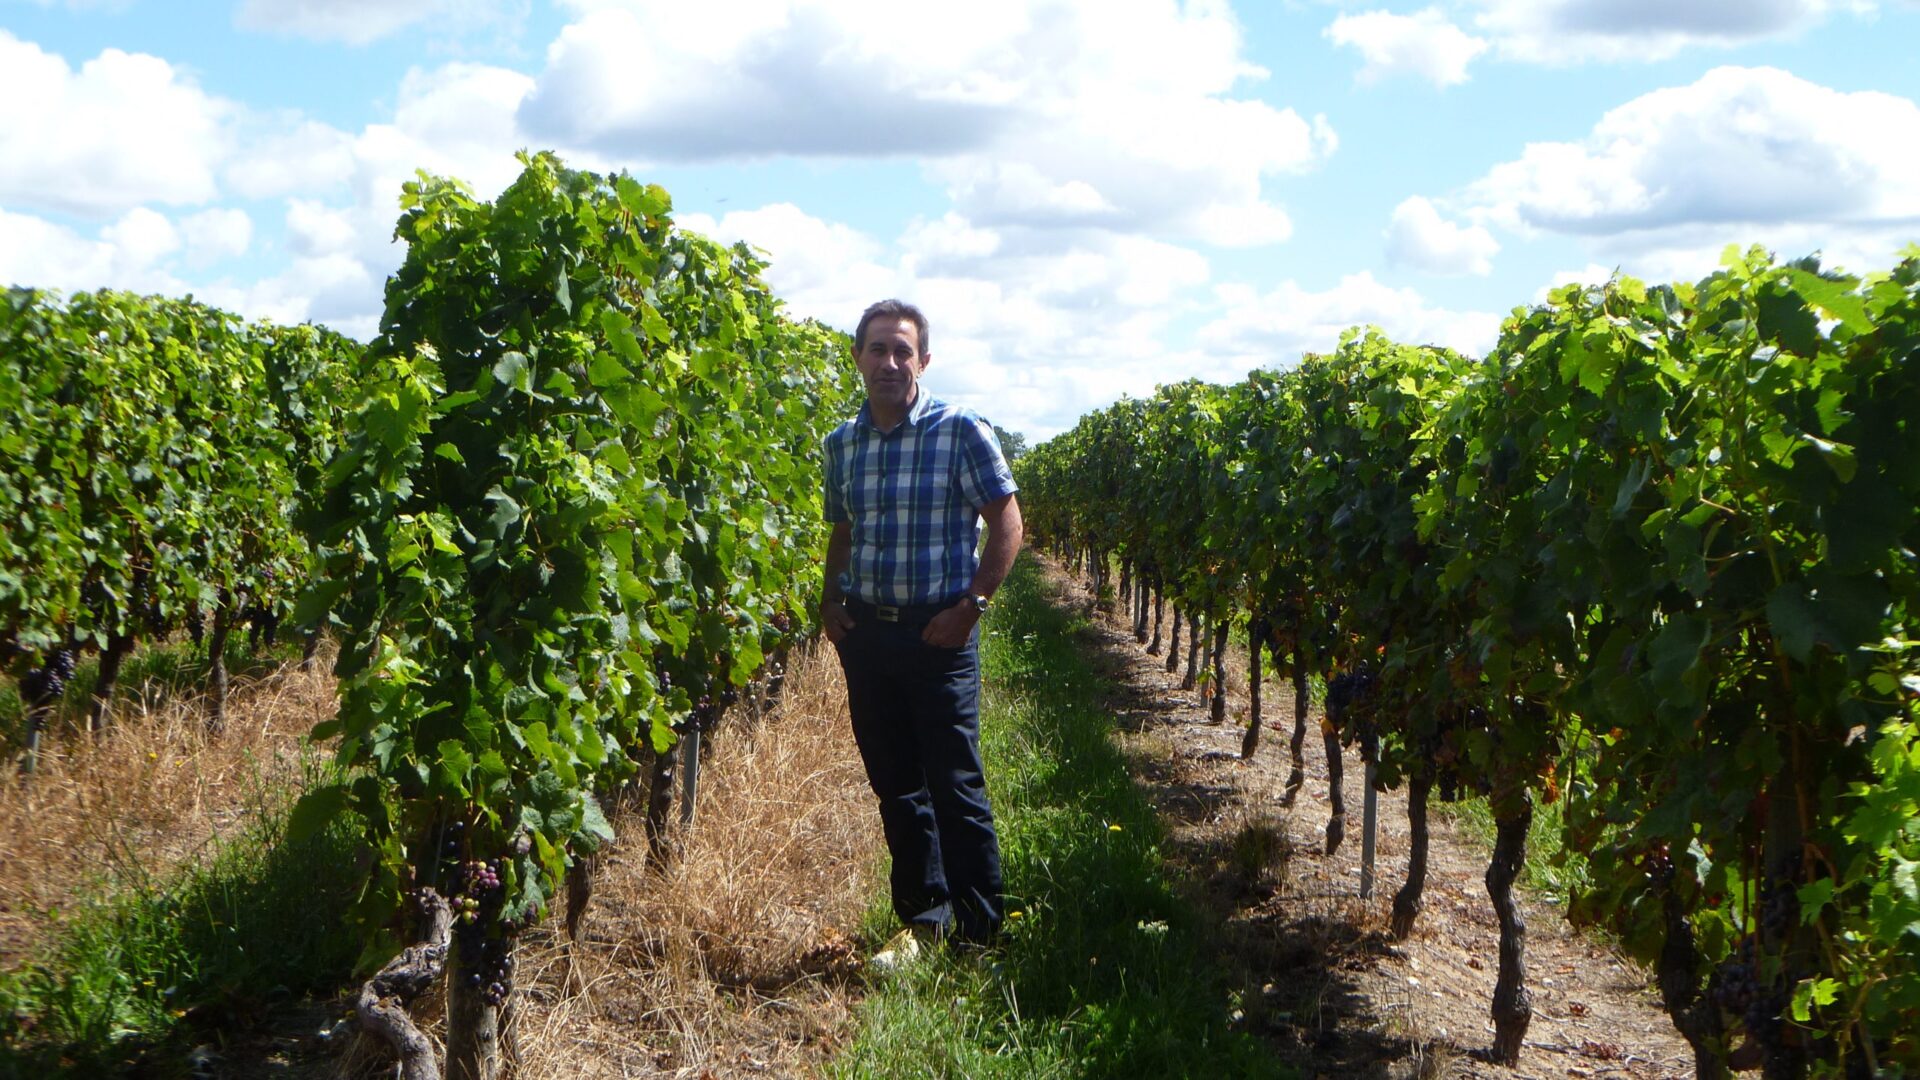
[{"x1": 1039, "y1": 560, "x2": 1695, "y2": 1080}]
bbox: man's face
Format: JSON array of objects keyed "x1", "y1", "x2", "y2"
[{"x1": 855, "y1": 316, "x2": 928, "y2": 415}]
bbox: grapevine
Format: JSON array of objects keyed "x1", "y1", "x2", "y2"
[{"x1": 1018, "y1": 246, "x2": 1920, "y2": 1077}]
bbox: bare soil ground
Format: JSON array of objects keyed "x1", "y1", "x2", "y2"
[{"x1": 1042, "y1": 559, "x2": 1697, "y2": 1080}]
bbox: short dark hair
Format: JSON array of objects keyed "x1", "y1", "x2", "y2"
[{"x1": 854, "y1": 299, "x2": 930, "y2": 358}]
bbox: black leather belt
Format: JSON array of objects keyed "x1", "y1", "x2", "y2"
[{"x1": 845, "y1": 596, "x2": 959, "y2": 626}]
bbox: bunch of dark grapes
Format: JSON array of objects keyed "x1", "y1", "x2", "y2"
[
  {"x1": 1328, "y1": 664, "x2": 1374, "y2": 737},
  {"x1": 21, "y1": 648, "x2": 77, "y2": 705},
  {"x1": 186, "y1": 606, "x2": 206, "y2": 646},
  {"x1": 246, "y1": 605, "x2": 282, "y2": 651},
  {"x1": 441, "y1": 819, "x2": 466, "y2": 860},
  {"x1": 1712, "y1": 936, "x2": 1759, "y2": 1012},
  {"x1": 771, "y1": 611, "x2": 793, "y2": 634},
  {"x1": 1760, "y1": 880, "x2": 1799, "y2": 940},
  {"x1": 457, "y1": 933, "x2": 516, "y2": 1008},
  {"x1": 1325, "y1": 665, "x2": 1378, "y2": 727}
]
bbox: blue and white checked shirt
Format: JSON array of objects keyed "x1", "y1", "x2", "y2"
[{"x1": 824, "y1": 391, "x2": 1019, "y2": 607}]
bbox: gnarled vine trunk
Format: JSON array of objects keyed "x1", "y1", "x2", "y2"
[
  {"x1": 356, "y1": 889, "x2": 453, "y2": 1080},
  {"x1": 1182, "y1": 612, "x2": 1202, "y2": 690},
  {"x1": 1657, "y1": 864, "x2": 1728, "y2": 1080},
  {"x1": 1486, "y1": 790, "x2": 1533, "y2": 1065},
  {"x1": 564, "y1": 855, "x2": 595, "y2": 941},
  {"x1": 1240, "y1": 618, "x2": 1265, "y2": 759},
  {"x1": 205, "y1": 590, "x2": 233, "y2": 734},
  {"x1": 645, "y1": 738, "x2": 677, "y2": 861},
  {"x1": 1147, "y1": 585, "x2": 1164, "y2": 655},
  {"x1": 1281, "y1": 657, "x2": 1309, "y2": 807},
  {"x1": 447, "y1": 929, "x2": 515, "y2": 1080},
  {"x1": 1164, "y1": 605, "x2": 1182, "y2": 673},
  {"x1": 88, "y1": 630, "x2": 136, "y2": 733},
  {"x1": 1390, "y1": 771, "x2": 1431, "y2": 938},
  {"x1": 1208, "y1": 621, "x2": 1230, "y2": 725},
  {"x1": 1322, "y1": 710, "x2": 1346, "y2": 855}
]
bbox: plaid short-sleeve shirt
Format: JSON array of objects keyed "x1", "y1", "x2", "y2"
[{"x1": 823, "y1": 391, "x2": 1019, "y2": 607}]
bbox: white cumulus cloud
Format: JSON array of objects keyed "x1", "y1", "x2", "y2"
[
  {"x1": 0, "y1": 31, "x2": 233, "y2": 218},
  {"x1": 1458, "y1": 67, "x2": 1920, "y2": 266},
  {"x1": 219, "y1": 61, "x2": 542, "y2": 336},
  {"x1": 672, "y1": 199, "x2": 1222, "y2": 438},
  {"x1": 1199, "y1": 272, "x2": 1503, "y2": 373},
  {"x1": 520, "y1": 0, "x2": 1327, "y2": 248},
  {"x1": 0, "y1": 207, "x2": 192, "y2": 294},
  {"x1": 1326, "y1": 8, "x2": 1489, "y2": 87},
  {"x1": 99, "y1": 206, "x2": 181, "y2": 267},
  {"x1": 1538, "y1": 264, "x2": 1619, "y2": 299},
  {"x1": 679, "y1": 203, "x2": 898, "y2": 331},
  {"x1": 180, "y1": 208, "x2": 253, "y2": 265},
  {"x1": 225, "y1": 119, "x2": 357, "y2": 199},
  {"x1": 1385, "y1": 196, "x2": 1500, "y2": 275},
  {"x1": 233, "y1": 0, "x2": 529, "y2": 46},
  {"x1": 1473, "y1": 0, "x2": 1869, "y2": 64}
]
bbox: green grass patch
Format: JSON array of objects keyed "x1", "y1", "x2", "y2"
[
  {"x1": 0, "y1": 767, "x2": 362, "y2": 1075},
  {"x1": 831, "y1": 557, "x2": 1292, "y2": 1079}
]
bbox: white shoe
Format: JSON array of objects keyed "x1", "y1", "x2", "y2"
[{"x1": 867, "y1": 928, "x2": 924, "y2": 973}]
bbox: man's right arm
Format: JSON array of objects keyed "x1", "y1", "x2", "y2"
[{"x1": 821, "y1": 520, "x2": 856, "y2": 644}]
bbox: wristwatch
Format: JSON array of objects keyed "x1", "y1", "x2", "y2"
[{"x1": 969, "y1": 593, "x2": 990, "y2": 613}]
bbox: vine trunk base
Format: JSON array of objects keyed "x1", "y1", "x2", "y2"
[
  {"x1": 356, "y1": 889, "x2": 454, "y2": 1080},
  {"x1": 1486, "y1": 793, "x2": 1534, "y2": 1065}
]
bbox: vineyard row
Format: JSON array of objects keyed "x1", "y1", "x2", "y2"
[
  {"x1": 3, "y1": 151, "x2": 863, "y2": 1078},
  {"x1": 1014, "y1": 248, "x2": 1920, "y2": 1079}
]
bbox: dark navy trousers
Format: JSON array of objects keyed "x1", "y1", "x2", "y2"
[{"x1": 834, "y1": 617, "x2": 1003, "y2": 944}]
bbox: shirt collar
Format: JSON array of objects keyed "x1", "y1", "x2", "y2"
[{"x1": 856, "y1": 387, "x2": 937, "y2": 434}]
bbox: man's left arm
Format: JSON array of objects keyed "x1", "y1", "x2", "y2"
[{"x1": 923, "y1": 493, "x2": 1023, "y2": 648}]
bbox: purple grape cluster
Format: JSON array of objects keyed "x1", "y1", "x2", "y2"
[
  {"x1": 1760, "y1": 882, "x2": 1798, "y2": 939},
  {"x1": 21, "y1": 648, "x2": 77, "y2": 704},
  {"x1": 245, "y1": 604, "x2": 281, "y2": 651},
  {"x1": 464, "y1": 858, "x2": 503, "y2": 896},
  {"x1": 1712, "y1": 936, "x2": 1759, "y2": 1011},
  {"x1": 453, "y1": 858, "x2": 505, "y2": 923},
  {"x1": 454, "y1": 920, "x2": 517, "y2": 1008}
]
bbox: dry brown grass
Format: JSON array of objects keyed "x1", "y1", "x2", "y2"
[
  {"x1": 501, "y1": 642, "x2": 879, "y2": 1080},
  {"x1": 4, "y1": 635, "x2": 881, "y2": 1078},
  {"x1": 0, "y1": 644, "x2": 339, "y2": 970}
]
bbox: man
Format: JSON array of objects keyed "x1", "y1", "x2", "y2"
[{"x1": 821, "y1": 298, "x2": 1023, "y2": 953}]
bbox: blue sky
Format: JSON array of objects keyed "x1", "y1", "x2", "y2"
[{"x1": 4, "y1": 0, "x2": 1918, "y2": 439}]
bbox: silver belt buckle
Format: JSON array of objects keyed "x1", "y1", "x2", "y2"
[{"x1": 875, "y1": 604, "x2": 901, "y2": 622}]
